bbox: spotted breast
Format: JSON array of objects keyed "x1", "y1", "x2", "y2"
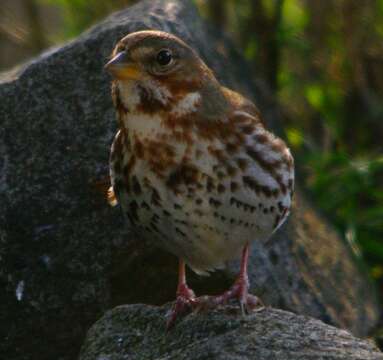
[{"x1": 109, "y1": 78, "x2": 293, "y2": 275}]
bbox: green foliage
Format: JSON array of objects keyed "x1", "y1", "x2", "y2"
[
  {"x1": 283, "y1": 0, "x2": 308, "y2": 31},
  {"x1": 275, "y1": 0, "x2": 383, "y2": 283},
  {"x1": 306, "y1": 152, "x2": 383, "y2": 264}
]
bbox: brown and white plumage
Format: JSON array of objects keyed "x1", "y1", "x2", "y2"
[{"x1": 106, "y1": 30, "x2": 294, "y2": 326}]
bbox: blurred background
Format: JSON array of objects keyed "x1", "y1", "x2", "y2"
[{"x1": 1, "y1": 0, "x2": 382, "y2": 299}]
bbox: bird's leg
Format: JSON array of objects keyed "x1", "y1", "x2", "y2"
[
  {"x1": 166, "y1": 259, "x2": 196, "y2": 329},
  {"x1": 197, "y1": 243, "x2": 263, "y2": 314}
]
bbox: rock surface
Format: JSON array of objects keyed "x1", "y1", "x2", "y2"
[
  {"x1": 0, "y1": 0, "x2": 379, "y2": 359},
  {"x1": 80, "y1": 304, "x2": 383, "y2": 360}
]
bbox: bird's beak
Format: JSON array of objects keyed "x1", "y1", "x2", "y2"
[{"x1": 105, "y1": 51, "x2": 142, "y2": 80}]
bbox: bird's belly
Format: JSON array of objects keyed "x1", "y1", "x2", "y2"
[
  {"x1": 111, "y1": 125, "x2": 294, "y2": 274},
  {"x1": 123, "y1": 200, "x2": 251, "y2": 274},
  {"x1": 115, "y1": 165, "x2": 291, "y2": 274}
]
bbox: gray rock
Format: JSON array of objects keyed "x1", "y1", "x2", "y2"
[
  {"x1": 79, "y1": 304, "x2": 383, "y2": 360},
  {"x1": 0, "y1": 0, "x2": 379, "y2": 359}
]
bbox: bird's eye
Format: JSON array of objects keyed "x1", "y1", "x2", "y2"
[{"x1": 156, "y1": 50, "x2": 172, "y2": 66}]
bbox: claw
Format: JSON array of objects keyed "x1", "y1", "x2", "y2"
[
  {"x1": 191, "y1": 285, "x2": 263, "y2": 315},
  {"x1": 166, "y1": 261, "x2": 196, "y2": 330},
  {"x1": 167, "y1": 244, "x2": 263, "y2": 329},
  {"x1": 187, "y1": 244, "x2": 264, "y2": 316},
  {"x1": 166, "y1": 295, "x2": 195, "y2": 330}
]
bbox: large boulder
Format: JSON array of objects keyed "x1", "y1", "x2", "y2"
[
  {"x1": 79, "y1": 304, "x2": 383, "y2": 360},
  {"x1": 0, "y1": 0, "x2": 379, "y2": 359}
]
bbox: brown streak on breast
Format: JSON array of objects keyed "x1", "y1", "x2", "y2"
[
  {"x1": 112, "y1": 82, "x2": 128, "y2": 120},
  {"x1": 206, "y1": 176, "x2": 215, "y2": 192},
  {"x1": 151, "y1": 188, "x2": 161, "y2": 206},
  {"x1": 226, "y1": 164, "x2": 237, "y2": 176},
  {"x1": 143, "y1": 138, "x2": 177, "y2": 177},
  {"x1": 166, "y1": 163, "x2": 201, "y2": 193},
  {"x1": 131, "y1": 175, "x2": 142, "y2": 195},
  {"x1": 226, "y1": 142, "x2": 240, "y2": 154},
  {"x1": 241, "y1": 125, "x2": 254, "y2": 134},
  {"x1": 133, "y1": 136, "x2": 144, "y2": 158},
  {"x1": 217, "y1": 184, "x2": 225, "y2": 193},
  {"x1": 207, "y1": 146, "x2": 228, "y2": 162},
  {"x1": 162, "y1": 113, "x2": 194, "y2": 144},
  {"x1": 209, "y1": 197, "x2": 222, "y2": 208},
  {"x1": 254, "y1": 132, "x2": 269, "y2": 144},
  {"x1": 231, "y1": 182, "x2": 239, "y2": 192},
  {"x1": 135, "y1": 84, "x2": 172, "y2": 114},
  {"x1": 236, "y1": 157, "x2": 248, "y2": 171}
]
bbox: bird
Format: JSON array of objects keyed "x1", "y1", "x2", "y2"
[{"x1": 105, "y1": 30, "x2": 294, "y2": 328}]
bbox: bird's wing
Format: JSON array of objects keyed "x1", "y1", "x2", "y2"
[
  {"x1": 221, "y1": 86, "x2": 263, "y2": 122},
  {"x1": 215, "y1": 89, "x2": 294, "y2": 235}
]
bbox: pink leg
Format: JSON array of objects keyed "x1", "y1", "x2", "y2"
[
  {"x1": 166, "y1": 259, "x2": 196, "y2": 329},
  {"x1": 197, "y1": 243, "x2": 263, "y2": 314}
]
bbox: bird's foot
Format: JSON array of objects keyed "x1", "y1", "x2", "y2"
[
  {"x1": 195, "y1": 277, "x2": 264, "y2": 315},
  {"x1": 166, "y1": 284, "x2": 197, "y2": 330}
]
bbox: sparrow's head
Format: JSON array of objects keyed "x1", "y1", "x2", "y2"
[
  {"x1": 106, "y1": 30, "x2": 228, "y2": 128},
  {"x1": 106, "y1": 30, "x2": 213, "y2": 91}
]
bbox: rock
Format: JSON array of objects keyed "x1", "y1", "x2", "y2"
[
  {"x1": 79, "y1": 304, "x2": 383, "y2": 360},
  {"x1": 0, "y1": 0, "x2": 379, "y2": 359}
]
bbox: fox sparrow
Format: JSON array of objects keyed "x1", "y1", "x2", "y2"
[{"x1": 105, "y1": 30, "x2": 294, "y2": 328}]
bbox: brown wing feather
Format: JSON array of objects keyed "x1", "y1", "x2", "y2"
[{"x1": 221, "y1": 86, "x2": 263, "y2": 122}]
